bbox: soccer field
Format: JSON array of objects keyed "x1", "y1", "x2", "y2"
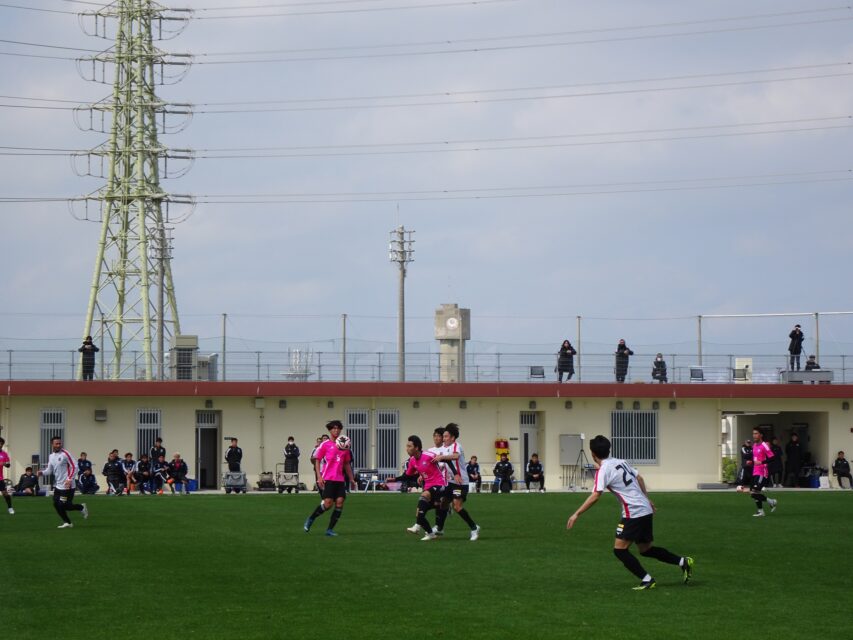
[{"x1": 3, "y1": 490, "x2": 849, "y2": 640}]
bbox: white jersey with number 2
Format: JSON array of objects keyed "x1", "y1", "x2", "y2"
[{"x1": 594, "y1": 457, "x2": 653, "y2": 519}]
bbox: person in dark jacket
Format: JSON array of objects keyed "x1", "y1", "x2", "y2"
[
  {"x1": 78, "y1": 468, "x2": 100, "y2": 494},
  {"x1": 831, "y1": 451, "x2": 852, "y2": 489},
  {"x1": 78, "y1": 335, "x2": 99, "y2": 381},
  {"x1": 76, "y1": 452, "x2": 92, "y2": 480},
  {"x1": 466, "y1": 456, "x2": 482, "y2": 493},
  {"x1": 785, "y1": 433, "x2": 804, "y2": 487},
  {"x1": 149, "y1": 438, "x2": 166, "y2": 464},
  {"x1": 14, "y1": 466, "x2": 41, "y2": 496},
  {"x1": 804, "y1": 355, "x2": 820, "y2": 371},
  {"x1": 133, "y1": 454, "x2": 152, "y2": 494},
  {"x1": 167, "y1": 453, "x2": 190, "y2": 495},
  {"x1": 651, "y1": 353, "x2": 667, "y2": 383},
  {"x1": 121, "y1": 452, "x2": 136, "y2": 492},
  {"x1": 614, "y1": 339, "x2": 634, "y2": 383},
  {"x1": 225, "y1": 438, "x2": 243, "y2": 472},
  {"x1": 152, "y1": 454, "x2": 170, "y2": 494},
  {"x1": 493, "y1": 454, "x2": 514, "y2": 493},
  {"x1": 788, "y1": 324, "x2": 804, "y2": 371},
  {"x1": 102, "y1": 450, "x2": 126, "y2": 495},
  {"x1": 284, "y1": 437, "x2": 300, "y2": 473},
  {"x1": 769, "y1": 437, "x2": 784, "y2": 488},
  {"x1": 737, "y1": 440, "x2": 753, "y2": 488},
  {"x1": 556, "y1": 340, "x2": 577, "y2": 382},
  {"x1": 525, "y1": 453, "x2": 545, "y2": 492}
]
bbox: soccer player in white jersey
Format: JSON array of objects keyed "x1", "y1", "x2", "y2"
[
  {"x1": 38, "y1": 436, "x2": 88, "y2": 528},
  {"x1": 567, "y1": 435, "x2": 693, "y2": 590},
  {"x1": 433, "y1": 423, "x2": 480, "y2": 540}
]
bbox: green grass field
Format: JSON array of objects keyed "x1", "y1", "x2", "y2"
[{"x1": 2, "y1": 490, "x2": 850, "y2": 639}]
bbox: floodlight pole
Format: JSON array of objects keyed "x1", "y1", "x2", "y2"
[{"x1": 389, "y1": 226, "x2": 414, "y2": 382}]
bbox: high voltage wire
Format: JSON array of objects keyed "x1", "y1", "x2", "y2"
[
  {"x1": 1, "y1": 170, "x2": 850, "y2": 205},
  {"x1": 1, "y1": 116, "x2": 850, "y2": 158},
  {"x1": 2, "y1": 67, "x2": 851, "y2": 115}
]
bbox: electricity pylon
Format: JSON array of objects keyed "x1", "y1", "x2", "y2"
[{"x1": 72, "y1": 1, "x2": 194, "y2": 380}]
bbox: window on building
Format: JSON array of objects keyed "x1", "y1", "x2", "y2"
[
  {"x1": 40, "y1": 408, "x2": 66, "y2": 469},
  {"x1": 610, "y1": 411, "x2": 658, "y2": 464},
  {"x1": 137, "y1": 409, "x2": 162, "y2": 458},
  {"x1": 376, "y1": 409, "x2": 400, "y2": 476},
  {"x1": 345, "y1": 408, "x2": 369, "y2": 469}
]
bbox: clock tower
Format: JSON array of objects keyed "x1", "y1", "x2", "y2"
[{"x1": 434, "y1": 303, "x2": 471, "y2": 382}]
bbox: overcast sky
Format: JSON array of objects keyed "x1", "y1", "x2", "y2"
[{"x1": 1, "y1": 0, "x2": 852, "y2": 360}]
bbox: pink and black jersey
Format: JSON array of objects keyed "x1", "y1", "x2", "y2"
[
  {"x1": 314, "y1": 439, "x2": 352, "y2": 482},
  {"x1": 751, "y1": 441, "x2": 774, "y2": 478},
  {"x1": 406, "y1": 450, "x2": 447, "y2": 489},
  {"x1": 0, "y1": 450, "x2": 9, "y2": 481},
  {"x1": 593, "y1": 457, "x2": 653, "y2": 519}
]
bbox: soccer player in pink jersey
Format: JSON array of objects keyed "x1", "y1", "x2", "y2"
[
  {"x1": 403, "y1": 435, "x2": 447, "y2": 541},
  {"x1": 567, "y1": 435, "x2": 693, "y2": 590},
  {"x1": 303, "y1": 421, "x2": 356, "y2": 536},
  {"x1": 407, "y1": 427, "x2": 450, "y2": 535},
  {"x1": 740, "y1": 427, "x2": 778, "y2": 517},
  {"x1": 0, "y1": 437, "x2": 14, "y2": 515}
]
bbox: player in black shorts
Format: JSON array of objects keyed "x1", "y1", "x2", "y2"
[{"x1": 433, "y1": 423, "x2": 481, "y2": 541}]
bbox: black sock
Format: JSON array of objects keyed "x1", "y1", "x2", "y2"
[
  {"x1": 3, "y1": 494, "x2": 11, "y2": 508},
  {"x1": 457, "y1": 508, "x2": 477, "y2": 529},
  {"x1": 309, "y1": 504, "x2": 327, "y2": 520},
  {"x1": 328, "y1": 507, "x2": 343, "y2": 530},
  {"x1": 752, "y1": 493, "x2": 766, "y2": 508},
  {"x1": 416, "y1": 499, "x2": 433, "y2": 531},
  {"x1": 614, "y1": 548, "x2": 648, "y2": 580},
  {"x1": 640, "y1": 546, "x2": 681, "y2": 565},
  {"x1": 435, "y1": 508, "x2": 449, "y2": 530}
]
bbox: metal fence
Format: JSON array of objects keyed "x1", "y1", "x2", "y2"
[{"x1": 3, "y1": 349, "x2": 851, "y2": 383}]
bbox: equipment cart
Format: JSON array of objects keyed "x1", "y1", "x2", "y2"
[{"x1": 275, "y1": 462, "x2": 300, "y2": 493}]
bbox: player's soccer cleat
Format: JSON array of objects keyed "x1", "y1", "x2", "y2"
[
  {"x1": 406, "y1": 524, "x2": 422, "y2": 534},
  {"x1": 681, "y1": 557, "x2": 694, "y2": 584},
  {"x1": 470, "y1": 524, "x2": 481, "y2": 541},
  {"x1": 304, "y1": 517, "x2": 314, "y2": 533},
  {"x1": 57, "y1": 522, "x2": 74, "y2": 529},
  {"x1": 157, "y1": 489, "x2": 164, "y2": 495},
  {"x1": 325, "y1": 529, "x2": 338, "y2": 537},
  {"x1": 81, "y1": 503, "x2": 89, "y2": 519},
  {"x1": 753, "y1": 510, "x2": 765, "y2": 517},
  {"x1": 8, "y1": 508, "x2": 14, "y2": 515},
  {"x1": 769, "y1": 498, "x2": 778, "y2": 513},
  {"x1": 420, "y1": 532, "x2": 436, "y2": 541},
  {"x1": 632, "y1": 579, "x2": 656, "y2": 590},
  {"x1": 432, "y1": 526, "x2": 444, "y2": 536}
]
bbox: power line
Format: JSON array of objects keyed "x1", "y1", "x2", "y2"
[
  {"x1": 0, "y1": 3, "x2": 77, "y2": 14},
  {"x1": 1, "y1": 116, "x2": 850, "y2": 158},
  {"x1": 191, "y1": 0, "x2": 520, "y2": 19},
  {"x1": 1, "y1": 169, "x2": 849, "y2": 205}
]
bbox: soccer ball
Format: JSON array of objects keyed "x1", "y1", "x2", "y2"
[{"x1": 335, "y1": 435, "x2": 351, "y2": 450}]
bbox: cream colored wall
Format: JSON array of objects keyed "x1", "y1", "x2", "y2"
[{"x1": 2, "y1": 393, "x2": 850, "y2": 490}]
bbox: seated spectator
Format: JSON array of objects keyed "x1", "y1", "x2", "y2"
[
  {"x1": 102, "y1": 450, "x2": 126, "y2": 496},
  {"x1": 804, "y1": 355, "x2": 820, "y2": 371},
  {"x1": 152, "y1": 454, "x2": 170, "y2": 495},
  {"x1": 493, "y1": 453, "x2": 514, "y2": 494},
  {"x1": 832, "y1": 451, "x2": 852, "y2": 489},
  {"x1": 13, "y1": 466, "x2": 41, "y2": 496},
  {"x1": 167, "y1": 453, "x2": 191, "y2": 495},
  {"x1": 651, "y1": 353, "x2": 668, "y2": 383},
  {"x1": 466, "y1": 456, "x2": 482, "y2": 493},
  {"x1": 77, "y1": 451, "x2": 93, "y2": 480},
  {"x1": 133, "y1": 454, "x2": 152, "y2": 494},
  {"x1": 77, "y1": 467, "x2": 100, "y2": 495},
  {"x1": 121, "y1": 452, "x2": 136, "y2": 493},
  {"x1": 525, "y1": 453, "x2": 545, "y2": 492}
]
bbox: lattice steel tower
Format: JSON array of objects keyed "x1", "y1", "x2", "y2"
[{"x1": 73, "y1": 1, "x2": 193, "y2": 380}]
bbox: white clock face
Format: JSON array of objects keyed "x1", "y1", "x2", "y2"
[{"x1": 446, "y1": 317, "x2": 459, "y2": 330}]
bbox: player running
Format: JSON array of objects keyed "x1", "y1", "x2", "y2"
[
  {"x1": 303, "y1": 421, "x2": 356, "y2": 537},
  {"x1": 0, "y1": 437, "x2": 14, "y2": 514},
  {"x1": 38, "y1": 436, "x2": 88, "y2": 529},
  {"x1": 403, "y1": 435, "x2": 447, "y2": 541},
  {"x1": 740, "y1": 427, "x2": 778, "y2": 517},
  {"x1": 433, "y1": 423, "x2": 480, "y2": 541},
  {"x1": 407, "y1": 427, "x2": 450, "y2": 535},
  {"x1": 567, "y1": 435, "x2": 693, "y2": 590}
]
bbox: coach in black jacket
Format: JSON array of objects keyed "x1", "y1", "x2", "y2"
[
  {"x1": 225, "y1": 438, "x2": 243, "y2": 472},
  {"x1": 525, "y1": 454, "x2": 545, "y2": 492},
  {"x1": 493, "y1": 454, "x2": 514, "y2": 494},
  {"x1": 102, "y1": 451, "x2": 126, "y2": 495}
]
